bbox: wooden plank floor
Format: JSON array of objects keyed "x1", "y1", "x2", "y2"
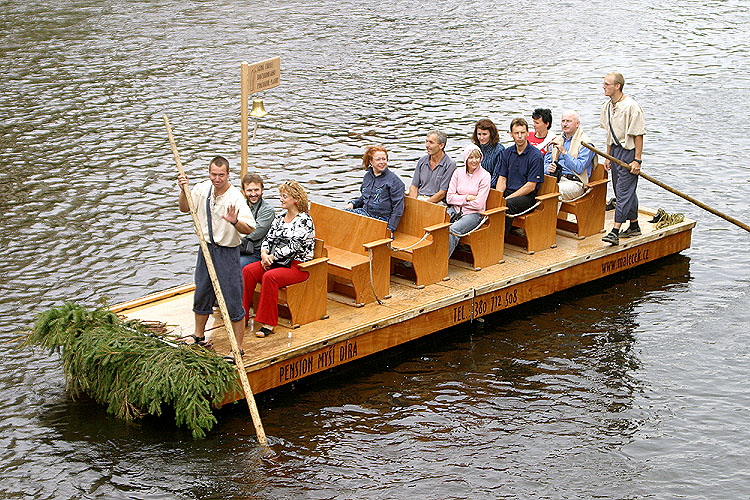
[{"x1": 115, "y1": 208, "x2": 695, "y2": 395}]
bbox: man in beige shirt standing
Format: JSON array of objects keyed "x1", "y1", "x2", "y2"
[
  {"x1": 600, "y1": 72, "x2": 646, "y2": 245},
  {"x1": 178, "y1": 156, "x2": 256, "y2": 354}
]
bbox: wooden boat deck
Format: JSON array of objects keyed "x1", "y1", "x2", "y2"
[{"x1": 113, "y1": 209, "x2": 695, "y2": 400}]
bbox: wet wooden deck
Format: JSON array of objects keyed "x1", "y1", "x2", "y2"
[{"x1": 113, "y1": 209, "x2": 694, "y2": 399}]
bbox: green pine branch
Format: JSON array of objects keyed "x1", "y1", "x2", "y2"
[{"x1": 24, "y1": 303, "x2": 241, "y2": 439}]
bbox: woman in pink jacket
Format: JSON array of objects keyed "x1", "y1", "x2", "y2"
[{"x1": 446, "y1": 144, "x2": 491, "y2": 257}]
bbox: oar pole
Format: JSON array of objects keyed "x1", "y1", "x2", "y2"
[
  {"x1": 581, "y1": 141, "x2": 750, "y2": 233},
  {"x1": 163, "y1": 114, "x2": 269, "y2": 447}
]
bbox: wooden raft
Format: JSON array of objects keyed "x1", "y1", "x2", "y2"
[{"x1": 113, "y1": 208, "x2": 695, "y2": 401}]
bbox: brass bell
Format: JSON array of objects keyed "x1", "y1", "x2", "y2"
[{"x1": 249, "y1": 98, "x2": 268, "y2": 118}]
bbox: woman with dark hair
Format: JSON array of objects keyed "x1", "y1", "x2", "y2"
[
  {"x1": 345, "y1": 145, "x2": 405, "y2": 236},
  {"x1": 242, "y1": 180, "x2": 315, "y2": 339},
  {"x1": 471, "y1": 118, "x2": 505, "y2": 188}
]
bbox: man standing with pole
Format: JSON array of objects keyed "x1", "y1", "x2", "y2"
[
  {"x1": 177, "y1": 156, "x2": 256, "y2": 351},
  {"x1": 600, "y1": 71, "x2": 646, "y2": 245},
  {"x1": 166, "y1": 115, "x2": 267, "y2": 447}
]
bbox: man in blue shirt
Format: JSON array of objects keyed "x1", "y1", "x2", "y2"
[
  {"x1": 545, "y1": 110, "x2": 596, "y2": 201},
  {"x1": 494, "y1": 118, "x2": 545, "y2": 217}
]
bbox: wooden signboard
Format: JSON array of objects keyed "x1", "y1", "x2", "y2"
[{"x1": 243, "y1": 57, "x2": 281, "y2": 95}]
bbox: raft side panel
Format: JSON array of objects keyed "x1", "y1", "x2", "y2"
[{"x1": 231, "y1": 225, "x2": 693, "y2": 399}]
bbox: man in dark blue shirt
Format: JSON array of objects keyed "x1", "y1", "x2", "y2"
[{"x1": 493, "y1": 118, "x2": 544, "y2": 217}]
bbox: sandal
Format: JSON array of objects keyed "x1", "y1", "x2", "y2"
[
  {"x1": 223, "y1": 350, "x2": 245, "y2": 364},
  {"x1": 178, "y1": 334, "x2": 207, "y2": 346},
  {"x1": 255, "y1": 327, "x2": 274, "y2": 338}
]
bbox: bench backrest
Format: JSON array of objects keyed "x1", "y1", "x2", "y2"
[
  {"x1": 396, "y1": 197, "x2": 448, "y2": 236},
  {"x1": 487, "y1": 188, "x2": 504, "y2": 209},
  {"x1": 538, "y1": 175, "x2": 558, "y2": 195},
  {"x1": 309, "y1": 202, "x2": 389, "y2": 255},
  {"x1": 590, "y1": 162, "x2": 606, "y2": 183}
]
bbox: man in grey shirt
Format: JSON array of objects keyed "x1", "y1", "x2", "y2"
[
  {"x1": 239, "y1": 172, "x2": 276, "y2": 268},
  {"x1": 407, "y1": 129, "x2": 456, "y2": 205}
]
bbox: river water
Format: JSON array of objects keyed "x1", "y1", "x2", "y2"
[{"x1": 1, "y1": 0, "x2": 749, "y2": 498}]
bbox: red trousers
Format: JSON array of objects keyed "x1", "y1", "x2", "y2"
[{"x1": 242, "y1": 261, "x2": 309, "y2": 326}]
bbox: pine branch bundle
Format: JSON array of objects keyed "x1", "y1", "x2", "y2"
[{"x1": 24, "y1": 303, "x2": 241, "y2": 439}]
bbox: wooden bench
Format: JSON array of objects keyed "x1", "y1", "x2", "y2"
[
  {"x1": 453, "y1": 188, "x2": 508, "y2": 270},
  {"x1": 391, "y1": 197, "x2": 451, "y2": 287},
  {"x1": 309, "y1": 202, "x2": 392, "y2": 306},
  {"x1": 251, "y1": 239, "x2": 329, "y2": 328},
  {"x1": 557, "y1": 162, "x2": 609, "y2": 238},
  {"x1": 507, "y1": 175, "x2": 560, "y2": 254}
]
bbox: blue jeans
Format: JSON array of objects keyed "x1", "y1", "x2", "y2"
[
  {"x1": 346, "y1": 207, "x2": 389, "y2": 224},
  {"x1": 448, "y1": 212, "x2": 483, "y2": 257}
]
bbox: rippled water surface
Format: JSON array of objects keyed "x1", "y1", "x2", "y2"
[{"x1": 1, "y1": 1, "x2": 749, "y2": 498}]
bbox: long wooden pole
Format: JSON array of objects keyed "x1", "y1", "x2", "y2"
[
  {"x1": 582, "y1": 141, "x2": 750, "y2": 233},
  {"x1": 163, "y1": 114, "x2": 268, "y2": 447}
]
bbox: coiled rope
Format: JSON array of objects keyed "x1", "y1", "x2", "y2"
[
  {"x1": 388, "y1": 232, "x2": 431, "y2": 252},
  {"x1": 651, "y1": 208, "x2": 685, "y2": 229},
  {"x1": 367, "y1": 247, "x2": 384, "y2": 305},
  {"x1": 561, "y1": 185, "x2": 592, "y2": 203}
]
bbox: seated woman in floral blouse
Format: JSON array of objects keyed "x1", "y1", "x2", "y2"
[{"x1": 242, "y1": 180, "x2": 315, "y2": 338}]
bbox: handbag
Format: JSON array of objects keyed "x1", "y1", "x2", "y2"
[
  {"x1": 269, "y1": 255, "x2": 293, "y2": 269},
  {"x1": 239, "y1": 237, "x2": 254, "y2": 255},
  {"x1": 448, "y1": 206, "x2": 463, "y2": 223}
]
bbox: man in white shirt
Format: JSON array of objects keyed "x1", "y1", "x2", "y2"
[{"x1": 177, "y1": 156, "x2": 256, "y2": 352}]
